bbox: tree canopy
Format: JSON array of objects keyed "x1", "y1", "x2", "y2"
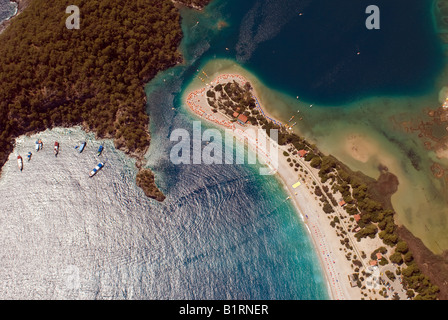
[{"x1": 0, "y1": 0, "x2": 209, "y2": 199}]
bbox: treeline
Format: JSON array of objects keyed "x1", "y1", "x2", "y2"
[
  {"x1": 207, "y1": 81, "x2": 260, "y2": 124},
  {"x1": 0, "y1": 0, "x2": 193, "y2": 200},
  {"x1": 136, "y1": 169, "x2": 166, "y2": 202},
  {"x1": 267, "y1": 123, "x2": 440, "y2": 299},
  {"x1": 296, "y1": 137, "x2": 441, "y2": 299},
  {"x1": 211, "y1": 86, "x2": 441, "y2": 298}
]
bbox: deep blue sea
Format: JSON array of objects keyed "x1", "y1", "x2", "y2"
[{"x1": 180, "y1": 0, "x2": 444, "y2": 105}]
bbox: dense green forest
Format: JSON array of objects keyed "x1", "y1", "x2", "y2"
[{"x1": 0, "y1": 0, "x2": 210, "y2": 200}]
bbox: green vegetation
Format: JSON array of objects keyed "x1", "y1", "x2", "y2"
[
  {"x1": 389, "y1": 251, "x2": 404, "y2": 265},
  {"x1": 206, "y1": 81, "x2": 259, "y2": 125},
  {"x1": 395, "y1": 241, "x2": 409, "y2": 254},
  {"x1": 378, "y1": 257, "x2": 388, "y2": 266},
  {"x1": 322, "y1": 201, "x2": 334, "y2": 214},
  {"x1": 136, "y1": 168, "x2": 166, "y2": 202},
  {"x1": 0, "y1": 0, "x2": 210, "y2": 200},
  {"x1": 355, "y1": 223, "x2": 378, "y2": 240},
  {"x1": 207, "y1": 74, "x2": 440, "y2": 299},
  {"x1": 385, "y1": 270, "x2": 396, "y2": 281},
  {"x1": 310, "y1": 156, "x2": 322, "y2": 168},
  {"x1": 370, "y1": 247, "x2": 387, "y2": 260},
  {"x1": 401, "y1": 262, "x2": 440, "y2": 300},
  {"x1": 278, "y1": 128, "x2": 441, "y2": 299},
  {"x1": 314, "y1": 186, "x2": 323, "y2": 197}
]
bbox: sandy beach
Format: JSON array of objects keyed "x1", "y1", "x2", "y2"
[{"x1": 184, "y1": 73, "x2": 397, "y2": 300}]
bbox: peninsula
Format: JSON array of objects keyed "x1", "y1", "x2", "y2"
[{"x1": 185, "y1": 73, "x2": 441, "y2": 300}]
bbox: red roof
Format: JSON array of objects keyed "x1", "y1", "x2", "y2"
[
  {"x1": 369, "y1": 260, "x2": 378, "y2": 266},
  {"x1": 338, "y1": 200, "x2": 346, "y2": 207},
  {"x1": 354, "y1": 214, "x2": 361, "y2": 222},
  {"x1": 233, "y1": 112, "x2": 239, "y2": 118},
  {"x1": 298, "y1": 150, "x2": 308, "y2": 157},
  {"x1": 376, "y1": 253, "x2": 382, "y2": 260},
  {"x1": 237, "y1": 114, "x2": 248, "y2": 123}
]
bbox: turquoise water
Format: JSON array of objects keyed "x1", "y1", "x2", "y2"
[
  {"x1": 142, "y1": 0, "x2": 444, "y2": 298},
  {"x1": 170, "y1": 0, "x2": 448, "y2": 255},
  {"x1": 144, "y1": 68, "x2": 329, "y2": 299},
  {"x1": 141, "y1": 1, "x2": 341, "y2": 299},
  {"x1": 0, "y1": 0, "x2": 443, "y2": 300}
]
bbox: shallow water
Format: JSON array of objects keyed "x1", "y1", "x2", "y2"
[
  {"x1": 176, "y1": 0, "x2": 448, "y2": 254},
  {"x1": 191, "y1": 57, "x2": 448, "y2": 253}
]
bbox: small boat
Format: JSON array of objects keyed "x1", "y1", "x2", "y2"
[
  {"x1": 54, "y1": 141, "x2": 59, "y2": 157},
  {"x1": 17, "y1": 156, "x2": 23, "y2": 171},
  {"x1": 97, "y1": 145, "x2": 104, "y2": 156},
  {"x1": 89, "y1": 162, "x2": 105, "y2": 177},
  {"x1": 79, "y1": 141, "x2": 86, "y2": 153},
  {"x1": 35, "y1": 140, "x2": 40, "y2": 152}
]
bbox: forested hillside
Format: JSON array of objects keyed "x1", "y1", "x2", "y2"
[{"x1": 0, "y1": 0, "x2": 210, "y2": 200}]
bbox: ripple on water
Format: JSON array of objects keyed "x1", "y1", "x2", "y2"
[{"x1": 0, "y1": 127, "x2": 328, "y2": 299}]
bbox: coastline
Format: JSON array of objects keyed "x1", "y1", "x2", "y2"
[
  {"x1": 184, "y1": 73, "x2": 371, "y2": 300},
  {"x1": 0, "y1": 0, "x2": 27, "y2": 34},
  {"x1": 0, "y1": 0, "x2": 189, "y2": 202}
]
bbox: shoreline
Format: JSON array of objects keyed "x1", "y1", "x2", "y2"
[
  {"x1": 184, "y1": 73, "x2": 369, "y2": 300},
  {"x1": 0, "y1": 0, "x2": 27, "y2": 35}
]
